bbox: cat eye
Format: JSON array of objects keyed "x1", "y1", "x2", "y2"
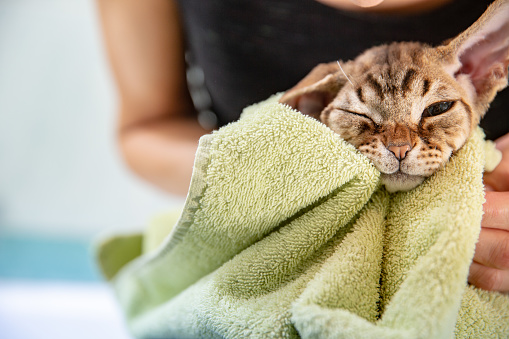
[
  {"x1": 423, "y1": 101, "x2": 455, "y2": 117},
  {"x1": 338, "y1": 108, "x2": 380, "y2": 129},
  {"x1": 339, "y1": 108, "x2": 372, "y2": 121}
]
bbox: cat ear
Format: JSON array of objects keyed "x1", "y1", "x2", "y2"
[
  {"x1": 279, "y1": 62, "x2": 346, "y2": 119},
  {"x1": 438, "y1": 0, "x2": 509, "y2": 111}
]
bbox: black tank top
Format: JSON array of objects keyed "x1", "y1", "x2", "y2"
[{"x1": 176, "y1": 0, "x2": 509, "y2": 139}]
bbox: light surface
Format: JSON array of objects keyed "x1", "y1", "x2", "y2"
[{"x1": 0, "y1": 281, "x2": 133, "y2": 339}]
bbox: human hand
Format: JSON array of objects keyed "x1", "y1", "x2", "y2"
[{"x1": 469, "y1": 133, "x2": 509, "y2": 292}]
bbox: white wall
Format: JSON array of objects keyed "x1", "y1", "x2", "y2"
[{"x1": 0, "y1": 0, "x2": 183, "y2": 238}]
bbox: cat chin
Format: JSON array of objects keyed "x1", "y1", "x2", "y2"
[{"x1": 381, "y1": 172, "x2": 425, "y2": 193}]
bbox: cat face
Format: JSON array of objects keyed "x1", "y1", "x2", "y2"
[
  {"x1": 323, "y1": 43, "x2": 476, "y2": 191},
  {"x1": 280, "y1": 0, "x2": 509, "y2": 192}
]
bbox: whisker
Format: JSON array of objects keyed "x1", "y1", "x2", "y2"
[{"x1": 337, "y1": 61, "x2": 354, "y2": 86}]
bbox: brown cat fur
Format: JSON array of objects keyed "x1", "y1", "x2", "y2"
[{"x1": 280, "y1": 0, "x2": 509, "y2": 192}]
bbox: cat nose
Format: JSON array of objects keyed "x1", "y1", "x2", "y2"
[{"x1": 388, "y1": 144, "x2": 411, "y2": 160}]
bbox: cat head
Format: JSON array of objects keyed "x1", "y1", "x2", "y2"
[{"x1": 280, "y1": 0, "x2": 509, "y2": 192}]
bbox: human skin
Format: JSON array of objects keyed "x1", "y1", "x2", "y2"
[
  {"x1": 316, "y1": 0, "x2": 454, "y2": 13},
  {"x1": 474, "y1": 134, "x2": 509, "y2": 292},
  {"x1": 97, "y1": 0, "x2": 210, "y2": 196},
  {"x1": 97, "y1": 0, "x2": 509, "y2": 292}
]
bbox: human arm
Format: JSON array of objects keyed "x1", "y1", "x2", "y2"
[
  {"x1": 469, "y1": 133, "x2": 509, "y2": 292},
  {"x1": 96, "y1": 0, "x2": 209, "y2": 196}
]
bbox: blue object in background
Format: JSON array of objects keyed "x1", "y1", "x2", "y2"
[
  {"x1": 0, "y1": 233, "x2": 134, "y2": 339},
  {"x1": 0, "y1": 233, "x2": 101, "y2": 281}
]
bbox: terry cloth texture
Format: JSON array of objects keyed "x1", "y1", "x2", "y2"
[{"x1": 97, "y1": 95, "x2": 509, "y2": 338}]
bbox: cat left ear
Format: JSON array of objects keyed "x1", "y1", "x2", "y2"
[
  {"x1": 438, "y1": 0, "x2": 509, "y2": 111},
  {"x1": 279, "y1": 62, "x2": 347, "y2": 119}
]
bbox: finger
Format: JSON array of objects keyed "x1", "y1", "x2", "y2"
[
  {"x1": 484, "y1": 167, "x2": 509, "y2": 191},
  {"x1": 483, "y1": 136, "x2": 509, "y2": 191},
  {"x1": 473, "y1": 227, "x2": 509, "y2": 270},
  {"x1": 495, "y1": 133, "x2": 509, "y2": 150},
  {"x1": 482, "y1": 192, "x2": 509, "y2": 231},
  {"x1": 468, "y1": 261, "x2": 509, "y2": 292},
  {"x1": 483, "y1": 157, "x2": 509, "y2": 191}
]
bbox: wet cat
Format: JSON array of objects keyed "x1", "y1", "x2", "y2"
[{"x1": 280, "y1": 0, "x2": 509, "y2": 192}]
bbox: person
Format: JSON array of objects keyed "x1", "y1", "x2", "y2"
[{"x1": 96, "y1": 0, "x2": 509, "y2": 292}]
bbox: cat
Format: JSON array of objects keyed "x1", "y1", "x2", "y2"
[{"x1": 279, "y1": 0, "x2": 509, "y2": 192}]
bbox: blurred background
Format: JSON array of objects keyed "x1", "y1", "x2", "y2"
[{"x1": 0, "y1": 0, "x2": 183, "y2": 337}]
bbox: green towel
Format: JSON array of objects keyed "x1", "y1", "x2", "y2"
[{"x1": 97, "y1": 94, "x2": 509, "y2": 338}]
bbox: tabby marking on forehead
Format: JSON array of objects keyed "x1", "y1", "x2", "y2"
[
  {"x1": 356, "y1": 87, "x2": 365, "y2": 103},
  {"x1": 401, "y1": 68, "x2": 417, "y2": 95},
  {"x1": 366, "y1": 74, "x2": 385, "y2": 100},
  {"x1": 422, "y1": 79, "x2": 431, "y2": 96}
]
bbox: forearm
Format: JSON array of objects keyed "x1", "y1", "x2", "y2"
[
  {"x1": 119, "y1": 110, "x2": 210, "y2": 196},
  {"x1": 96, "y1": 0, "x2": 201, "y2": 195}
]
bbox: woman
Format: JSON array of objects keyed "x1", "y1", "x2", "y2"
[{"x1": 97, "y1": 0, "x2": 509, "y2": 292}]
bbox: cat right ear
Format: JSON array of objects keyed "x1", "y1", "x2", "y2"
[
  {"x1": 437, "y1": 0, "x2": 509, "y2": 112},
  {"x1": 279, "y1": 62, "x2": 346, "y2": 119}
]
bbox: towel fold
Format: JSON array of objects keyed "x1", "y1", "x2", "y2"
[{"x1": 97, "y1": 94, "x2": 509, "y2": 338}]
